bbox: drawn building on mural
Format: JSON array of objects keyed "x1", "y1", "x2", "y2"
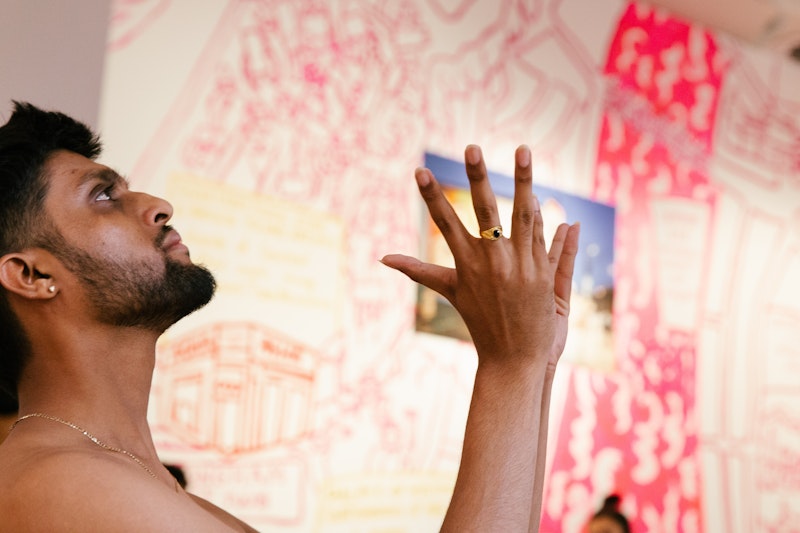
[{"x1": 156, "y1": 322, "x2": 317, "y2": 454}]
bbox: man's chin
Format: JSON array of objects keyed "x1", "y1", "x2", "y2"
[
  {"x1": 169, "y1": 261, "x2": 217, "y2": 316},
  {"x1": 115, "y1": 261, "x2": 217, "y2": 331}
]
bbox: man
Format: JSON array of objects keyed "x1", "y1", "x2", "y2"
[{"x1": 0, "y1": 102, "x2": 579, "y2": 532}]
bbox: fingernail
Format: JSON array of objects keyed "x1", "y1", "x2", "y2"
[
  {"x1": 466, "y1": 145, "x2": 481, "y2": 165},
  {"x1": 533, "y1": 194, "x2": 540, "y2": 211},
  {"x1": 518, "y1": 145, "x2": 531, "y2": 168},
  {"x1": 415, "y1": 167, "x2": 430, "y2": 186}
]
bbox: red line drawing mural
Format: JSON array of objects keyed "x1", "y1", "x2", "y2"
[
  {"x1": 108, "y1": 0, "x2": 171, "y2": 51},
  {"x1": 156, "y1": 322, "x2": 316, "y2": 454},
  {"x1": 100, "y1": 0, "x2": 800, "y2": 530}
]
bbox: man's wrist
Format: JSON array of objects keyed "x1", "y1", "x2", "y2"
[{"x1": 475, "y1": 353, "x2": 550, "y2": 384}]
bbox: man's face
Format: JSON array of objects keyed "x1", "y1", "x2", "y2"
[{"x1": 38, "y1": 150, "x2": 215, "y2": 331}]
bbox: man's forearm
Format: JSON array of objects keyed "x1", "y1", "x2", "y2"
[{"x1": 441, "y1": 360, "x2": 549, "y2": 532}]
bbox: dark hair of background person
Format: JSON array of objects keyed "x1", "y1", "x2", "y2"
[
  {"x1": 0, "y1": 101, "x2": 102, "y2": 398},
  {"x1": 590, "y1": 494, "x2": 631, "y2": 533},
  {"x1": 164, "y1": 463, "x2": 188, "y2": 489},
  {"x1": 0, "y1": 387, "x2": 17, "y2": 415},
  {"x1": 0, "y1": 387, "x2": 19, "y2": 445}
]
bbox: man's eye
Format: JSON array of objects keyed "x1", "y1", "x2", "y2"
[{"x1": 95, "y1": 187, "x2": 114, "y2": 201}]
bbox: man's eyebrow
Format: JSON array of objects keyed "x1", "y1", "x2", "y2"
[{"x1": 79, "y1": 167, "x2": 131, "y2": 189}]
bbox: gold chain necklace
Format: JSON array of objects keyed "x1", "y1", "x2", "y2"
[{"x1": 10, "y1": 413, "x2": 159, "y2": 479}]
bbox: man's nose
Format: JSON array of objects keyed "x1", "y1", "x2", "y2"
[{"x1": 138, "y1": 192, "x2": 174, "y2": 226}]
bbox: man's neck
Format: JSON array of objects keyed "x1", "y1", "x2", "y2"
[{"x1": 15, "y1": 328, "x2": 162, "y2": 460}]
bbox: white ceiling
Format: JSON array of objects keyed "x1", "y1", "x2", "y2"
[{"x1": 644, "y1": 0, "x2": 800, "y2": 60}]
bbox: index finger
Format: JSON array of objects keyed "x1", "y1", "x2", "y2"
[{"x1": 414, "y1": 166, "x2": 471, "y2": 254}]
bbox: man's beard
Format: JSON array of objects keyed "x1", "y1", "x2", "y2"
[{"x1": 43, "y1": 230, "x2": 216, "y2": 332}]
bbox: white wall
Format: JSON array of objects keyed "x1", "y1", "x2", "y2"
[
  {"x1": 0, "y1": 0, "x2": 111, "y2": 127},
  {"x1": 5, "y1": 1, "x2": 800, "y2": 532}
]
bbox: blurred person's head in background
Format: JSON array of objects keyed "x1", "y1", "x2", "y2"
[{"x1": 587, "y1": 494, "x2": 630, "y2": 533}]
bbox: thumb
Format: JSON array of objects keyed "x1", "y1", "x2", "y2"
[{"x1": 380, "y1": 254, "x2": 456, "y2": 302}]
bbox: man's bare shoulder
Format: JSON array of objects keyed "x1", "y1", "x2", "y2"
[
  {"x1": 0, "y1": 439, "x2": 256, "y2": 532},
  {"x1": 189, "y1": 494, "x2": 261, "y2": 533}
]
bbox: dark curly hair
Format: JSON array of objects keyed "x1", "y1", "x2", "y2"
[
  {"x1": 591, "y1": 494, "x2": 631, "y2": 533},
  {"x1": 0, "y1": 101, "x2": 102, "y2": 396}
]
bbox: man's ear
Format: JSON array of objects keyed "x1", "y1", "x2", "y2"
[{"x1": 0, "y1": 250, "x2": 57, "y2": 300}]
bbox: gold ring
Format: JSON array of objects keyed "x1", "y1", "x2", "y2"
[{"x1": 480, "y1": 225, "x2": 503, "y2": 240}]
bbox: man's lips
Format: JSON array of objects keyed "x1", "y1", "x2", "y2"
[{"x1": 161, "y1": 229, "x2": 189, "y2": 254}]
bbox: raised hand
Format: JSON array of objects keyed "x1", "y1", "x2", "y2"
[
  {"x1": 382, "y1": 144, "x2": 580, "y2": 370},
  {"x1": 382, "y1": 144, "x2": 580, "y2": 532}
]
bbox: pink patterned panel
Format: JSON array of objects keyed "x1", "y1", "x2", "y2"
[{"x1": 542, "y1": 3, "x2": 726, "y2": 532}]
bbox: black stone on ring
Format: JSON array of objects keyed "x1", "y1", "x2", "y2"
[{"x1": 480, "y1": 225, "x2": 503, "y2": 240}]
